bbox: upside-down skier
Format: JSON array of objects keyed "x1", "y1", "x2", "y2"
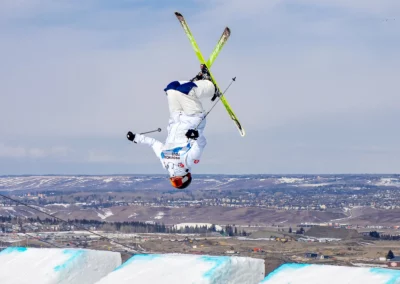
[{"x1": 126, "y1": 65, "x2": 221, "y2": 189}]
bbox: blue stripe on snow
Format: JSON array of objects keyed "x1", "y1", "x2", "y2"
[
  {"x1": 261, "y1": 263, "x2": 310, "y2": 283},
  {"x1": 54, "y1": 249, "x2": 84, "y2": 272},
  {"x1": 0, "y1": 247, "x2": 28, "y2": 255},
  {"x1": 113, "y1": 254, "x2": 161, "y2": 272},
  {"x1": 200, "y1": 256, "x2": 229, "y2": 280},
  {"x1": 370, "y1": 267, "x2": 400, "y2": 284}
]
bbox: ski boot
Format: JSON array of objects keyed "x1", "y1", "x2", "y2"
[
  {"x1": 211, "y1": 86, "x2": 222, "y2": 101},
  {"x1": 199, "y1": 64, "x2": 222, "y2": 101},
  {"x1": 189, "y1": 64, "x2": 221, "y2": 101},
  {"x1": 199, "y1": 64, "x2": 212, "y2": 81},
  {"x1": 190, "y1": 64, "x2": 212, "y2": 82}
]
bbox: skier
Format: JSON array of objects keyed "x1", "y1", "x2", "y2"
[{"x1": 126, "y1": 65, "x2": 221, "y2": 189}]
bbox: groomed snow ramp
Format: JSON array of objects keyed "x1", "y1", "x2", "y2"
[
  {"x1": 96, "y1": 253, "x2": 265, "y2": 284},
  {"x1": 0, "y1": 247, "x2": 121, "y2": 284},
  {"x1": 261, "y1": 263, "x2": 400, "y2": 284}
]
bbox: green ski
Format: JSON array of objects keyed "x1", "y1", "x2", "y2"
[
  {"x1": 207, "y1": 27, "x2": 231, "y2": 68},
  {"x1": 175, "y1": 12, "x2": 245, "y2": 137}
]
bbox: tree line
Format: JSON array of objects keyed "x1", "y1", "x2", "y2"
[
  {"x1": 369, "y1": 231, "x2": 400, "y2": 241},
  {"x1": 0, "y1": 215, "x2": 247, "y2": 236}
]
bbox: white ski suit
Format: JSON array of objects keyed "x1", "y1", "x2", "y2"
[{"x1": 133, "y1": 80, "x2": 215, "y2": 177}]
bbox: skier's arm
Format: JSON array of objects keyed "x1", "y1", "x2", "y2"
[
  {"x1": 186, "y1": 134, "x2": 207, "y2": 167},
  {"x1": 133, "y1": 134, "x2": 163, "y2": 158}
]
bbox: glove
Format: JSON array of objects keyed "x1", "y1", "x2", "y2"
[
  {"x1": 126, "y1": 131, "x2": 136, "y2": 143},
  {"x1": 185, "y1": 129, "x2": 199, "y2": 140}
]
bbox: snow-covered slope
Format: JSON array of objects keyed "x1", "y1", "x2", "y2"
[
  {"x1": 96, "y1": 253, "x2": 265, "y2": 284},
  {"x1": 3, "y1": 174, "x2": 395, "y2": 192},
  {"x1": 3, "y1": 248, "x2": 399, "y2": 284},
  {"x1": 0, "y1": 175, "x2": 147, "y2": 191},
  {"x1": 0, "y1": 247, "x2": 121, "y2": 284},
  {"x1": 261, "y1": 263, "x2": 400, "y2": 284}
]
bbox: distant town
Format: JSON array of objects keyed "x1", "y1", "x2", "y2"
[
  {"x1": 0, "y1": 175, "x2": 400, "y2": 233},
  {"x1": 1, "y1": 175, "x2": 400, "y2": 208},
  {"x1": 1, "y1": 175, "x2": 400, "y2": 273}
]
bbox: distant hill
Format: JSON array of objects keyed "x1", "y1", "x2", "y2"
[
  {"x1": 0, "y1": 205, "x2": 346, "y2": 225},
  {"x1": 0, "y1": 174, "x2": 399, "y2": 192}
]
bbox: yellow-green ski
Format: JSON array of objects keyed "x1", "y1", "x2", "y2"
[
  {"x1": 207, "y1": 27, "x2": 230, "y2": 68},
  {"x1": 175, "y1": 12, "x2": 245, "y2": 137}
]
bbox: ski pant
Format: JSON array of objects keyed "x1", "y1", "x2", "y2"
[{"x1": 166, "y1": 80, "x2": 215, "y2": 116}]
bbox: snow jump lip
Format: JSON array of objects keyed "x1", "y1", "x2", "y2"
[
  {"x1": 260, "y1": 263, "x2": 400, "y2": 284},
  {"x1": 0, "y1": 247, "x2": 121, "y2": 284},
  {"x1": 0, "y1": 248, "x2": 265, "y2": 284},
  {"x1": 97, "y1": 253, "x2": 265, "y2": 284},
  {"x1": 3, "y1": 247, "x2": 399, "y2": 284}
]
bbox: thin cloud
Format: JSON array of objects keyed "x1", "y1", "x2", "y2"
[
  {"x1": 0, "y1": 0, "x2": 399, "y2": 174},
  {"x1": 0, "y1": 144, "x2": 70, "y2": 159}
]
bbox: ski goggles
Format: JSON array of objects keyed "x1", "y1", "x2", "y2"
[{"x1": 170, "y1": 172, "x2": 191, "y2": 188}]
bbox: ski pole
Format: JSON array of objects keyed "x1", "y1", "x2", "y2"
[
  {"x1": 140, "y1": 128, "x2": 162, "y2": 135},
  {"x1": 195, "y1": 77, "x2": 236, "y2": 129}
]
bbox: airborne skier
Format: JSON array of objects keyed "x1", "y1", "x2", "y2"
[
  {"x1": 126, "y1": 66, "x2": 221, "y2": 189},
  {"x1": 126, "y1": 11, "x2": 243, "y2": 189}
]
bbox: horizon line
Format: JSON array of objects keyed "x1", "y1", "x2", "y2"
[{"x1": 0, "y1": 173, "x2": 398, "y2": 177}]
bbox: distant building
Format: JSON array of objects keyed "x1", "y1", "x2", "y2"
[
  {"x1": 389, "y1": 257, "x2": 400, "y2": 267},
  {"x1": 319, "y1": 255, "x2": 330, "y2": 260},
  {"x1": 305, "y1": 253, "x2": 318, "y2": 258}
]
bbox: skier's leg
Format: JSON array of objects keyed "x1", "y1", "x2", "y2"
[
  {"x1": 192, "y1": 80, "x2": 215, "y2": 100},
  {"x1": 175, "y1": 92, "x2": 204, "y2": 116},
  {"x1": 174, "y1": 80, "x2": 215, "y2": 116},
  {"x1": 166, "y1": 89, "x2": 184, "y2": 114}
]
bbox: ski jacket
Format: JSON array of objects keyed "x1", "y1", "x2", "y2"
[
  {"x1": 134, "y1": 115, "x2": 206, "y2": 177},
  {"x1": 134, "y1": 82, "x2": 207, "y2": 177}
]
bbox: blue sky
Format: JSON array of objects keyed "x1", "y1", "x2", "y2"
[{"x1": 0, "y1": 0, "x2": 399, "y2": 175}]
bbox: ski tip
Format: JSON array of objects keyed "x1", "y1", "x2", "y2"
[
  {"x1": 175, "y1": 12, "x2": 184, "y2": 21},
  {"x1": 239, "y1": 127, "x2": 245, "y2": 137},
  {"x1": 237, "y1": 126, "x2": 245, "y2": 137},
  {"x1": 232, "y1": 118, "x2": 245, "y2": 137},
  {"x1": 225, "y1": 27, "x2": 231, "y2": 36}
]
